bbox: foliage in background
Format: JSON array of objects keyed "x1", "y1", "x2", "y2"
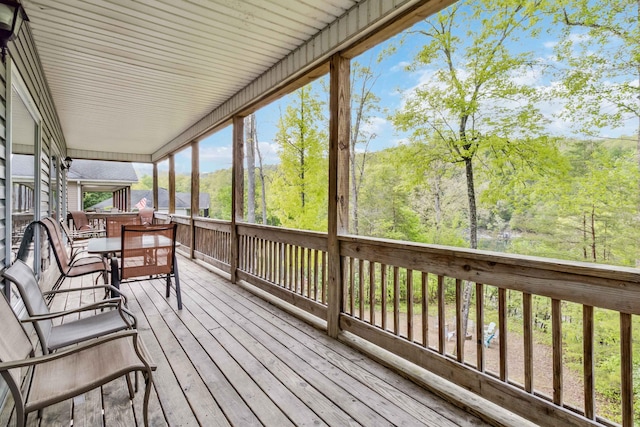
[
  {"x1": 268, "y1": 84, "x2": 328, "y2": 231},
  {"x1": 83, "y1": 192, "x2": 111, "y2": 210}
]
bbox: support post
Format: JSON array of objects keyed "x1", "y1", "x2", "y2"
[
  {"x1": 327, "y1": 53, "x2": 350, "y2": 338},
  {"x1": 231, "y1": 116, "x2": 244, "y2": 283},
  {"x1": 168, "y1": 154, "x2": 176, "y2": 214},
  {"x1": 191, "y1": 140, "x2": 199, "y2": 259},
  {"x1": 152, "y1": 163, "x2": 159, "y2": 211}
]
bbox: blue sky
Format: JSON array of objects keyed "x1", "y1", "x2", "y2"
[{"x1": 140, "y1": 2, "x2": 638, "y2": 178}]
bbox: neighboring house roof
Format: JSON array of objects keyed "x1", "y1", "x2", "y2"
[
  {"x1": 90, "y1": 188, "x2": 210, "y2": 210},
  {"x1": 68, "y1": 159, "x2": 138, "y2": 182}
]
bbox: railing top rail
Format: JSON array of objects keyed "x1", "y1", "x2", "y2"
[
  {"x1": 339, "y1": 234, "x2": 640, "y2": 283},
  {"x1": 339, "y1": 235, "x2": 640, "y2": 315}
]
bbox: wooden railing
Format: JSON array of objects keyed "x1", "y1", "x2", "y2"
[{"x1": 170, "y1": 216, "x2": 638, "y2": 427}]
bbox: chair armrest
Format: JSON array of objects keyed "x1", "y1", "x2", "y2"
[
  {"x1": 43, "y1": 285, "x2": 128, "y2": 305},
  {"x1": 19, "y1": 299, "x2": 125, "y2": 322},
  {"x1": 0, "y1": 330, "x2": 149, "y2": 371}
]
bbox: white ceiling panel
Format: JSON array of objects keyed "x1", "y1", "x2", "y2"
[{"x1": 21, "y1": 0, "x2": 360, "y2": 158}]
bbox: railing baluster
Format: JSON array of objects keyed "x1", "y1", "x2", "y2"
[
  {"x1": 583, "y1": 305, "x2": 595, "y2": 420},
  {"x1": 287, "y1": 243, "x2": 292, "y2": 288},
  {"x1": 313, "y1": 249, "x2": 319, "y2": 301},
  {"x1": 476, "y1": 283, "x2": 484, "y2": 371},
  {"x1": 393, "y1": 266, "x2": 400, "y2": 336},
  {"x1": 620, "y1": 312, "x2": 632, "y2": 426},
  {"x1": 369, "y1": 261, "x2": 376, "y2": 326},
  {"x1": 499, "y1": 288, "x2": 507, "y2": 381},
  {"x1": 307, "y1": 248, "x2": 312, "y2": 298},
  {"x1": 422, "y1": 272, "x2": 428, "y2": 348},
  {"x1": 523, "y1": 292, "x2": 533, "y2": 393},
  {"x1": 359, "y1": 259, "x2": 365, "y2": 320},
  {"x1": 295, "y1": 245, "x2": 300, "y2": 293},
  {"x1": 300, "y1": 247, "x2": 306, "y2": 296},
  {"x1": 407, "y1": 269, "x2": 413, "y2": 342},
  {"x1": 322, "y1": 251, "x2": 327, "y2": 304},
  {"x1": 381, "y1": 264, "x2": 388, "y2": 331},
  {"x1": 456, "y1": 279, "x2": 463, "y2": 363},
  {"x1": 349, "y1": 257, "x2": 355, "y2": 316},
  {"x1": 438, "y1": 275, "x2": 445, "y2": 354},
  {"x1": 552, "y1": 298, "x2": 562, "y2": 405}
]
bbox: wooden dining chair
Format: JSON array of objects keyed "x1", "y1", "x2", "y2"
[
  {"x1": 0, "y1": 290, "x2": 155, "y2": 427},
  {"x1": 106, "y1": 215, "x2": 141, "y2": 238},
  {"x1": 111, "y1": 223, "x2": 182, "y2": 309}
]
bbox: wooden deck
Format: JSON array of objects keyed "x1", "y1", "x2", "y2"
[{"x1": 15, "y1": 256, "x2": 492, "y2": 426}]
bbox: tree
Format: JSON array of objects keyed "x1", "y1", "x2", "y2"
[
  {"x1": 245, "y1": 114, "x2": 257, "y2": 223},
  {"x1": 551, "y1": 0, "x2": 639, "y2": 169},
  {"x1": 269, "y1": 84, "x2": 328, "y2": 230},
  {"x1": 350, "y1": 52, "x2": 387, "y2": 234},
  {"x1": 392, "y1": 0, "x2": 557, "y2": 339}
]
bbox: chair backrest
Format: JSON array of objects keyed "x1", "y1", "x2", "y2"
[
  {"x1": 106, "y1": 216, "x2": 140, "y2": 238},
  {"x1": 40, "y1": 217, "x2": 71, "y2": 272},
  {"x1": 70, "y1": 211, "x2": 91, "y2": 231},
  {"x1": 59, "y1": 220, "x2": 76, "y2": 243},
  {"x1": 2, "y1": 260, "x2": 53, "y2": 352},
  {"x1": 0, "y1": 290, "x2": 35, "y2": 397},
  {"x1": 138, "y1": 208, "x2": 154, "y2": 226},
  {"x1": 121, "y1": 223, "x2": 177, "y2": 280}
]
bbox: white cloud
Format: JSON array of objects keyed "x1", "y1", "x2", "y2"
[
  {"x1": 390, "y1": 61, "x2": 411, "y2": 72},
  {"x1": 256, "y1": 141, "x2": 280, "y2": 165},
  {"x1": 361, "y1": 116, "x2": 388, "y2": 136}
]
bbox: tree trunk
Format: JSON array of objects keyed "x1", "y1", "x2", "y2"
[
  {"x1": 591, "y1": 205, "x2": 597, "y2": 262},
  {"x1": 245, "y1": 114, "x2": 256, "y2": 223},
  {"x1": 459, "y1": 156, "x2": 477, "y2": 349},
  {"x1": 255, "y1": 129, "x2": 268, "y2": 225},
  {"x1": 583, "y1": 213, "x2": 588, "y2": 260},
  {"x1": 434, "y1": 172, "x2": 441, "y2": 241}
]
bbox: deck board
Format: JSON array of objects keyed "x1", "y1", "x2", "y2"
[{"x1": 4, "y1": 255, "x2": 490, "y2": 426}]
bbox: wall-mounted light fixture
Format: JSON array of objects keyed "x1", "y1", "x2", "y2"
[
  {"x1": 0, "y1": 0, "x2": 28, "y2": 63},
  {"x1": 61, "y1": 156, "x2": 72, "y2": 170}
]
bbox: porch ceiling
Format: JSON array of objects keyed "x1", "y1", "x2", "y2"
[{"x1": 20, "y1": 0, "x2": 361, "y2": 161}]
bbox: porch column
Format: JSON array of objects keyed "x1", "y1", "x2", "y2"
[
  {"x1": 327, "y1": 53, "x2": 350, "y2": 338},
  {"x1": 126, "y1": 186, "x2": 131, "y2": 212},
  {"x1": 168, "y1": 154, "x2": 176, "y2": 214},
  {"x1": 152, "y1": 163, "x2": 159, "y2": 211},
  {"x1": 190, "y1": 140, "x2": 199, "y2": 259},
  {"x1": 231, "y1": 115, "x2": 244, "y2": 283}
]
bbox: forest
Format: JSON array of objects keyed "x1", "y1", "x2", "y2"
[{"x1": 132, "y1": 0, "x2": 639, "y2": 422}]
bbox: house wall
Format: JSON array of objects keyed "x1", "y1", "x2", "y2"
[
  {"x1": 1, "y1": 56, "x2": 7, "y2": 274},
  {"x1": 67, "y1": 181, "x2": 81, "y2": 211},
  {"x1": 3, "y1": 24, "x2": 67, "y2": 288}
]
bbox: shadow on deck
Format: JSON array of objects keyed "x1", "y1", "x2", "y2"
[{"x1": 7, "y1": 256, "x2": 507, "y2": 426}]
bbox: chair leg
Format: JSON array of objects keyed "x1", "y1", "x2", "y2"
[
  {"x1": 173, "y1": 255, "x2": 182, "y2": 310},
  {"x1": 125, "y1": 372, "x2": 135, "y2": 399},
  {"x1": 143, "y1": 370, "x2": 153, "y2": 427}
]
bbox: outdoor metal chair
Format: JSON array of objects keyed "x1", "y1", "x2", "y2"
[
  {"x1": 2, "y1": 259, "x2": 135, "y2": 354},
  {"x1": 18, "y1": 218, "x2": 108, "y2": 292},
  {"x1": 138, "y1": 208, "x2": 155, "y2": 225},
  {"x1": 0, "y1": 290, "x2": 155, "y2": 427},
  {"x1": 111, "y1": 223, "x2": 182, "y2": 309},
  {"x1": 106, "y1": 215, "x2": 141, "y2": 238},
  {"x1": 69, "y1": 210, "x2": 104, "y2": 236},
  {"x1": 57, "y1": 218, "x2": 93, "y2": 260}
]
